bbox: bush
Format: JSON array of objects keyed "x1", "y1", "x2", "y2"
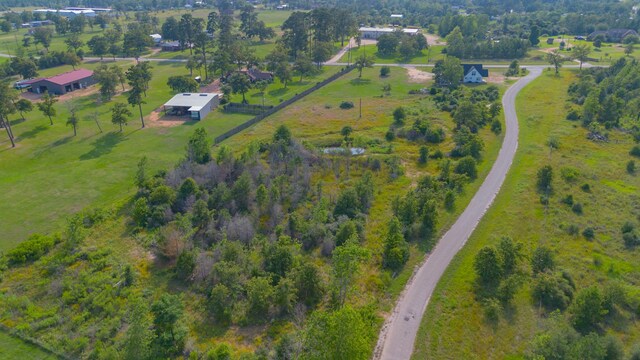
[
  {"x1": 454, "y1": 156, "x2": 478, "y2": 180},
  {"x1": 430, "y1": 149, "x2": 444, "y2": 159},
  {"x1": 537, "y1": 165, "x2": 553, "y2": 193},
  {"x1": 565, "y1": 224, "x2": 580, "y2": 235},
  {"x1": 339, "y1": 101, "x2": 354, "y2": 109},
  {"x1": 580, "y1": 183, "x2": 591, "y2": 192},
  {"x1": 561, "y1": 194, "x2": 574, "y2": 206},
  {"x1": 627, "y1": 160, "x2": 636, "y2": 174},
  {"x1": 561, "y1": 167, "x2": 580, "y2": 183},
  {"x1": 393, "y1": 107, "x2": 406, "y2": 126},
  {"x1": 566, "y1": 109, "x2": 581, "y2": 121},
  {"x1": 380, "y1": 66, "x2": 391, "y2": 77},
  {"x1": 385, "y1": 130, "x2": 395, "y2": 141},
  {"x1": 532, "y1": 246, "x2": 554, "y2": 274},
  {"x1": 582, "y1": 227, "x2": 595, "y2": 240},
  {"x1": 532, "y1": 272, "x2": 574, "y2": 310},
  {"x1": 572, "y1": 203, "x2": 583, "y2": 214},
  {"x1": 491, "y1": 119, "x2": 502, "y2": 134},
  {"x1": 630, "y1": 145, "x2": 640, "y2": 157},
  {"x1": 6, "y1": 234, "x2": 56, "y2": 266},
  {"x1": 418, "y1": 146, "x2": 428, "y2": 164}
]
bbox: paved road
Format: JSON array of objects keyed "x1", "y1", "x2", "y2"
[{"x1": 374, "y1": 67, "x2": 544, "y2": 360}]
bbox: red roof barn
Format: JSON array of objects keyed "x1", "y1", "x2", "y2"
[{"x1": 28, "y1": 69, "x2": 96, "y2": 95}]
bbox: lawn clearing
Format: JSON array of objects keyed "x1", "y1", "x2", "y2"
[
  {"x1": 0, "y1": 331, "x2": 57, "y2": 360},
  {"x1": 414, "y1": 69, "x2": 640, "y2": 359}
]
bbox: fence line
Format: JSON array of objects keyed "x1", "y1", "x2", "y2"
[{"x1": 214, "y1": 65, "x2": 355, "y2": 144}]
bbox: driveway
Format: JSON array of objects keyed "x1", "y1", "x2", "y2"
[{"x1": 374, "y1": 67, "x2": 544, "y2": 360}]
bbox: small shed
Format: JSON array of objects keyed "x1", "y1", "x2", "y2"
[
  {"x1": 28, "y1": 69, "x2": 95, "y2": 95},
  {"x1": 163, "y1": 93, "x2": 222, "y2": 120},
  {"x1": 150, "y1": 33, "x2": 162, "y2": 44}
]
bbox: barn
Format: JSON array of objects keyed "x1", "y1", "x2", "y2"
[{"x1": 28, "y1": 69, "x2": 95, "y2": 95}]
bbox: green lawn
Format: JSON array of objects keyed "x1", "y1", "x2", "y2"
[
  {"x1": 0, "y1": 61, "x2": 349, "y2": 250},
  {"x1": 414, "y1": 70, "x2": 640, "y2": 359},
  {"x1": 0, "y1": 331, "x2": 57, "y2": 360}
]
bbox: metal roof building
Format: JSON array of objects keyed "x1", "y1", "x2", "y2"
[
  {"x1": 28, "y1": 69, "x2": 95, "y2": 95},
  {"x1": 163, "y1": 93, "x2": 222, "y2": 120}
]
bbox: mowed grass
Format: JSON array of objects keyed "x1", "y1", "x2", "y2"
[
  {"x1": 0, "y1": 60, "x2": 355, "y2": 250},
  {"x1": 0, "y1": 60, "x2": 253, "y2": 250},
  {"x1": 413, "y1": 70, "x2": 640, "y2": 359},
  {"x1": 0, "y1": 331, "x2": 57, "y2": 360}
]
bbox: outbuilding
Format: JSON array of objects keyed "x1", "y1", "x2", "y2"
[
  {"x1": 163, "y1": 93, "x2": 222, "y2": 120},
  {"x1": 358, "y1": 27, "x2": 420, "y2": 39},
  {"x1": 28, "y1": 69, "x2": 95, "y2": 95}
]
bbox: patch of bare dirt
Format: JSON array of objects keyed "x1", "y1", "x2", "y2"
[
  {"x1": 486, "y1": 73, "x2": 506, "y2": 84},
  {"x1": 405, "y1": 66, "x2": 434, "y2": 83},
  {"x1": 147, "y1": 107, "x2": 195, "y2": 128},
  {"x1": 424, "y1": 33, "x2": 445, "y2": 46}
]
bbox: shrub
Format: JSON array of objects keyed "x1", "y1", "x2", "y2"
[
  {"x1": 6, "y1": 234, "x2": 56, "y2": 266},
  {"x1": 531, "y1": 246, "x2": 554, "y2": 274},
  {"x1": 565, "y1": 224, "x2": 580, "y2": 235},
  {"x1": 570, "y1": 286, "x2": 607, "y2": 333},
  {"x1": 393, "y1": 107, "x2": 406, "y2": 126},
  {"x1": 380, "y1": 66, "x2": 391, "y2": 77},
  {"x1": 491, "y1": 119, "x2": 502, "y2": 134},
  {"x1": 454, "y1": 156, "x2": 478, "y2": 180},
  {"x1": 627, "y1": 160, "x2": 636, "y2": 174},
  {"x1": 561, "y1": 194, "x2": 574, "y2": 206},
  {"x1": 539, "y1": 195, "x2": 549, "y2": 205},
  {"x1": 561, "y1": 167, "x2": 580, "y2": 183},
  {"x1": 385, "y1": 130, "x2": 395, "y2": 141},
  {"x1": 339, "y1": 101, "x2": 354, "y2": 109},
  {"x1": 430, "y1": 149, "x2": 444, "y2": 159},
  {"x1": 582, "y1": 227, "x2": 595, "y2": 240},
  {"x1": 418, "y1": 146, "x2": 428, "y2": 164},
  {"x1": 572, "y1": 203, "x2": 583, "y2": 214},
  {"x1": 537, "y1": 165, "x2": 553, "y2": 193},
  {"x1": 630, "y1": 145, "x2": 640, "y2": 157},
  {"x1": 580, "y1": 183, "x2": 591, "y2": 192},
  {"x1": 531, "y1": 272, "x2": 574, "y2": 310},
  {"x1": 566, "y1": 109, "x2": 581, "y2": 121}
]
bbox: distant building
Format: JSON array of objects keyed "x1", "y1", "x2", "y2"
[
  {"x1": 27, "y1": 69, "x2": 95, "y2": 95},
  {"x1": 150, "y1": 34, "x2": 162, "y2": 44},
  {"x1": 276, "y1": 4, "x2": 289, "y2": 10},
  {"x1": 161, "y1": 41, "x2": 183, "y2": 51},
  {"x1": 163, "y1": 93, "x2": 222, "y2": 120},
  {"x1": 462, "y1": 64, "x2": 488, "y2": 83},
  {"x1": 33, "y1": 8, "x2": 96, "y2": 18},
  {"x1": 64, "y1": 6, "x2": 112, "y2": 13},
  {"x1": 358, "y1": 27, "x2": 420, "y2": 39},
  {"x1": 20, "y1": 20, "x2": 54, "y2": 28},
  {"x1": 240, "y1": 67, "x2": 274, "y2": 82},
  {"x1": 390, "y1": 14, "x2": 403, "y2": 19},
  {"x1": 588, "y1": 29, "x2": 638, "y2": 43}
]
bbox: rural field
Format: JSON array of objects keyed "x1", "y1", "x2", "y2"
[{"x1": 414, "y1": 69, "x2": 640, "y2": 358}]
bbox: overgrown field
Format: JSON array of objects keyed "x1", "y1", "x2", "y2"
[
  {"x1": 0, "y1": 66, "x2": 509, "y2": 358},
  {"x1": 0, "y1": 60, "x2": 341, "y2": 250},
  {"x1": 415, "y1": 69, "x2": 640, "y2": 359}
]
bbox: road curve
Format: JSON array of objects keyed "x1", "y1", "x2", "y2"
[{"x1": 374, "y1": 67, "x2": 544, "y2": 360}]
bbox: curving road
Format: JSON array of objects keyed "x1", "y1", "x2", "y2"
[{"x1": 374, "y1": 67, "x2": 544, "y2": 360}]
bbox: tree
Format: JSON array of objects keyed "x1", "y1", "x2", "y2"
[
  {"x1": 254, "y1": 80, "x2": 269, "y2": 107},
  {"x1": 66, "y1": 111, "x2": 79, "y2": 136},
  {"x1": 94, "y1": 64, "x2": 118, "y2": 100},
  {"x1": 354, "y1": 55, "x2": 374, "y2": 78},
  {"x1": 33, "y1": 27, "x2": 53, "y2": 50},
  {"x1": 161, "y1": 16, "x2": 180, "y2": 41},
  {"x1": 111, "y1": 65, "x2": 126, "y2": 92},
  {"x1": 419, "y1": 146, "x2": 429, "y2": 164},
  {"x1": 281, "y1": 12, "x2": 309, "y2": 58},
  {"x1": 304, "y1": 306, "x2": 373, "y2": 360},
  {"x1": 14, "y1": 99, "x2": 33, "y2": 121},
  {"x1": 294, "y1": 262, "x2": 324, "y2": 307},
  {"x1": 37, "y1": 93, "x2": 57, "y2": 125},
  {"x1": 186, "y1": 128, "x2": 211, "y2": 164},
  {"x1": 332, "y1": 237, "x2": 369, "y2": 307},
  {"x1": 625, "y1": 43, "x2": 635, "y2": 57},
  {"x1": 228, "y1": 72, "x2": 252, "y2": 103},
  {"x1": 87, "y1": 35, "x2": 109, "y2": 60},
  {"x1": 474, "y1": 246, "x2": 502, "y2": 287},
  {"x1": 151, "y1": 294, "x2": 186, "y2": 356},
  {"x1": 572, "y1": 44, "x2": 591, "y2": 70},
  {"x1": 497, "y1": 237, "x2": 521, "y2": 276},
  {"x1": 377, "y1": 34, "x2": 399, "y2": 55},
  {"x1": 167, "y1": 75, "x2": 198, "y2": 93},
  {"x1": 122, "y1": 299, "x2": 153, "y2": 360},
  {"x1": 312, "y1": 42, "x2": 334, "y2": 67},
  {"x1": 111, "y1": 103, "x2": 131, "y2": 132},
  {"x1": 0, "y1": 82, "x2": 17, "y2": 147},
  {"x1": 246, "y1": 277, "x2": 275, "y2": 320},
  {"x1": 127, "y1": 88, "x2": 146, "y2": 128},
  {"x1": 454, "y1": 156, "x2": 478, "y2": 180},
  {"x1": 69, "y1": 15, "x2": 86, "y2": 33},
  {"x1": 10, "y1": 57, "x2": 37, "y2": 79},
  {"x1": 537, "y1": 165, "x2": 553, "y2": 193},
  {"x1": 529, "y1": 25, "x2": 540, "y2": 46},
  {"x1": 123, "y1": 26, "x2": 154, "y2": 59},
  {"x1": 393, "y1": 107, "x2": 406, "y2": 126},
  {"x1": 293, "y1": 53, "x2": 315, "y2": 82},
  {"x1": 571, "y1": 286, "x2": 607, "y2": 333},
  {"x1": 547, "y1": 50, "x2": 564, "y2": 75},
  {"x1": 434, "y1": 56, "x2": 463, "y2": 87},
  {"x1": 383, "y1": 217, "x2": 409, "y2": 272},
  {"x1": 531, "y1": 246, "x2": 554, "y2": 274},
  {"x1": 64, "y1": 33, "x2": 84, "y2": 53}
]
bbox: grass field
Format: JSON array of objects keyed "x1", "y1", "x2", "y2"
[
  {"x1": 0, "y1": 57, "x2": 343, "y2": 250},
  {"x1": 0, "y1": 331, "x2": 57, "y2": 360},
  {"x1": 413, "y1": 69, "x2": 640, "y2": 359}
]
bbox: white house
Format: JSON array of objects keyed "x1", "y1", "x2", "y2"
[
  {"x1": 462, "y1": 64, "x2": 488, "y2": 83},
  {"x1": 33, "y1": 8, "x2": 96, "y2": 18},
  {"x1": 163, "y1": 93, "x2": 222, "y2": 120},
  {"x1": 150, "y1": 34, "x2": 162, "y2": 44},
  {"x1": 358, "y1": 27, "x2": 420, "y2": 39}
]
